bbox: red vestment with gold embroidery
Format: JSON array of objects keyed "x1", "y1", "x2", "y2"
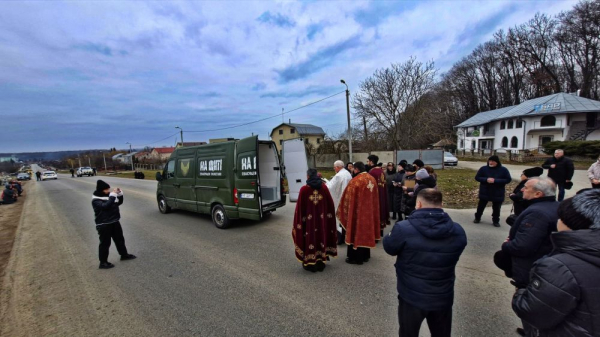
[
  {"x1": 292, "y1": 184, "x2": 338, "y2": 266},
  {"x1": 369, "y1": 167, "x2": 389, "y2": 227},
  {"x1": 336, "y1": 172, "x2": 381, "y2": 248}
]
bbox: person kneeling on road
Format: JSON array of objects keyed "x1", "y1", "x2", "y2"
[{"x1": 92, "y1": 179, "x2": 136, "y2": 269}]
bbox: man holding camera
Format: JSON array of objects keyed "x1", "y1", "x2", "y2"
[{"x1": 92, "y1": 180, "x2": 136, "y2": 269}]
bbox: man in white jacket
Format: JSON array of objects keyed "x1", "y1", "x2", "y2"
[
  {"x1": 587, "y1": 156, "x2": 600, "y2": 188},
  {"x1": 326, "y1": 160, "x2": 353, "y2": 244}
]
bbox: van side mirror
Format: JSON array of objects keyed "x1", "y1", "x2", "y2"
[{"x1": 155, "y1": 172, "x2": 163, "y2": 182}]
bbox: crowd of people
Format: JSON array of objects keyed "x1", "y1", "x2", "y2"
[
  {"x1": 1, "y1": 180, "x2": 23, "y2": 205},
  {"x1": 292, "y1": 150, "x2": 600, "y2": 337}
]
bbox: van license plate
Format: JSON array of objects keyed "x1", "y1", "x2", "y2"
[{"x1": 241, "y1": 193, "x2": 255, "y2": 199}]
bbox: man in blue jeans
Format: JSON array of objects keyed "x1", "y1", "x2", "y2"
[
  {"x1": 383, "y1": 189, "x2": 467, "y2": 337},
  {"x1": 542, "y1": 149, "x2": 574, "y2": 201}
]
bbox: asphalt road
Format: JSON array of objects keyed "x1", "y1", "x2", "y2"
[{"x1": 2, "y1": 168, "x2": 522, "y2": 337}]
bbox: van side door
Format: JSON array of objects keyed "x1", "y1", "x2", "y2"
[
  {"x1": 282, "y1": 138, "x2": 309, "y2": 202},
  {"x1": 162, "y1": 159, "x2": 178, "y2": 208},
  {"x1": 174, "y1": 149, "x2": 197, "y2": 212},
  {"x1": 235, "y1": 136, "x2": 261, "y2": 219}
]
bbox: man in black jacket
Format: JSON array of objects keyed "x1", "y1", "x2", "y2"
[
  {"x1": 542, "y1": 149, "x2": 574, "y2": 201},
  {"x1": 92, "y1": 180, "x2": 136, "y2": 269},
  {"x1": 474, "y1": 155, "x2": 512, "y2": 227},
  {"x1": 383, "y1": 189, "x2": 467, "y2": 337},
  {"x1": 512, "y1": 188, "x2": 600, "y2": 337},
  {"x1": 501, "y1": 177, "x2": 558, "y2": 336}
]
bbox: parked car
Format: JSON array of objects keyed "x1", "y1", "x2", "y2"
[
  {"x1": 17, "y1": 173, "x2": 31, "y2": 181},
  {"x1": 444, "y1": 152, "x2": 458, "y2": 166},
  {"x1": 76, "y1": 167, "x2": 94, "y2": 177},
  {"x1": 41, "y1": 171, "x2": 58, "y2": 180}
]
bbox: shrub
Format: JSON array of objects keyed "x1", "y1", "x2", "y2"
[{"x1": 542, "y1": 140, "x2": 600, "y2": 158}]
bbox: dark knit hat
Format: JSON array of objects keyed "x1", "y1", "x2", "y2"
[
  {"x1": 488, "y1": 155, "x2": 501, "y2": 165},
  {"x1": 96, "y1": 180, "x2": 110, "y2": 191},
  {"x1": 405, "y1": 164, "x2": 416, "y2": 172},
  {"x1": 413, "y1": 159, "x2": 424, "y2": 168},
  {"x1": 523, "y1": 167, "x2": 543, "y2": 178},
  {"x1": 558, "y1": 189, "x2": 600, "y2": 230}
]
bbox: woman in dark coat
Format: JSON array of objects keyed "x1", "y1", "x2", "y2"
[
  {"x1": 392, "y1": 161, "x2": 407, "y2": 221},
  {"x1": 400, "y1": 164, "x2": 417, "y2": 218},
  {"x1": 474, "y1": 155, "x2": 512, "y2": 227},
  {"x1": 512, "y1": 188, "x2": 600, "y2": 337},
  {"x1": 385, "y1": 162, "x2": 397, "y2": 219}
]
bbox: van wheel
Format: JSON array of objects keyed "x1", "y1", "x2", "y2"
[
  {"x1": 158, "y1": 195, "x2": 171, "y2": 214},
  {"x1": 212, "y1": 204, "x2": 230, "y2": 229}
]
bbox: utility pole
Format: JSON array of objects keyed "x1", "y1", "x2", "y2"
[
  {"x1": 340, "y1": 79, "x2": 353, "y2": 162},
  {"x1": 126, "y1": 142, "x2": 133, "y2": 171},
  {"x1": 175, "y1": 126, "x2": 183, "y2": 146},
  {"x1": 101, "y1": 152, "x2": 107, "y2": 173}
]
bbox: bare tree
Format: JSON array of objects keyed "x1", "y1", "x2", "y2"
[{"x1": 352, "y1": 57, "x2": 437, "y2": 150}]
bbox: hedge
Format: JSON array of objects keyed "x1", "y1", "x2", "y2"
[{"x1": 542, "y1": 140, "x2": 600, "y2": 158}]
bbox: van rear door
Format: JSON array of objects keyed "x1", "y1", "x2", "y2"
[
  {"x1": 235, "y1": 136, "x2": 261, "y2": 219},
  {"x1": 282, "y1": 138, "x2": 309, "y2": 202}
]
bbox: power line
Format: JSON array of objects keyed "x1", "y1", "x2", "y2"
[
  {"x1": 132, "y1": 132, "x2": 179, "y2": 149},
  {"x1": 185, "y1": 90, "x2": 345, "y2": 133}
]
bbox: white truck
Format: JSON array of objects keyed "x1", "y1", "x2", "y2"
[{"x1": 76, "y1": 167, "x2": 94, "y2": 177}]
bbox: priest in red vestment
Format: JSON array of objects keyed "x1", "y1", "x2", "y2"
[
  {"x1": 337, "y1": 161, "x2": 381, "y2": 264},
  {"x1": 368, "y1": 155, "x2": 389, "y2": 233},
  {"x1": 292, "y1": 169, "x2": 338, "y2": 272}
]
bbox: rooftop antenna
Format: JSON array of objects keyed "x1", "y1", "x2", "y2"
[{"x1": 282, "y1": 108, "x2": 284, "y2": 123}]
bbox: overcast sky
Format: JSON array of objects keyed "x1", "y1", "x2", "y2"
[{"x1": 1, "y1": 0, "x2": 577, "y2": 153}]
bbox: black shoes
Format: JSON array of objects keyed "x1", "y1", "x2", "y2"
[
  {"x1": 345, "y1": 258, "x2": 363, "y2": 265},
  {"x1": 493, "y1": 222, "x2": 501, "y2": 227},
  {"x1": 121, "y1": 254, "x2": 137, "y2": 261},
  {"x1": 303, "y1": 265, "x2": 317, "y2": 273},
  {"x1": 473, "y1": 213, "x2": 481, "y2": 223},
  {"x1": 315, "y1": 261, "x2": 326, "y2": 272},
  {"x1": 99, "y1": 262, "x2": 114, "y2": 269},
  {"x1": 516, "y1": 328, "x2": 525, "y2": 336}
]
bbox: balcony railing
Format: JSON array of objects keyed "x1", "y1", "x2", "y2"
[
  {"x1": 466, "y1": 129, "x2": 494, "y2": 137},
  {"x1": 532, "y1": 120, "x2": 563, "y2": 129}
]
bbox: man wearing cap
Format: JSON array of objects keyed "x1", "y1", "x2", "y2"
[
  {"x1": 92, "y1": 180, "x2": 136, "y2": 269},
  {"x1": 512, "y1": 188, "x2": 600, "y2": 337},
  {"x1": 509, "y1": 167, "x2": 544, "y2": 217},
  {"x1": 542, "y1": 149, "x2": 574, "y2": 201},
  {"x1": 474, "y1": 155, "x2": 512, "y2": 227}
]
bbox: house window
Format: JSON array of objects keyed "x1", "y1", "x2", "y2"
[
  {"x1": 507, "y1": 119, "x2": 514, "y2": 129},
  {"x1": 500, "y1": 121, "x2": 506, "y2": 130},
  {"x1": 511, "y1": 137, "x2": 518, "y2": 148},
  {"x1": 316, "y1": 138, "x2": 320, "y2": 144},
  {"x1": 539, "y1": 135, "x2": 554, "y2": 146},
  {"x1": 290, "y1": 128, "x2": 295, "y2": 134},
  {"x1": 471, "y1": 140, "x2": 476, "y2": 149},
  {"x1": 305, "y1": 139, "x2": 309, "y2": 144},
  {"x1": 501, "y1": 137, "x2": 508, "y2": 147},
  {"x1": 459, "y1": 140, "x2": 464, "y2": 148},
  {"x1": 516, "y1": 119, "x2": 523, "y2": 128},
  {"x1": 278, "y1": 129, "x2": 283, "y2": 135},
  {"x1": 279, "y1": 140, "x2": 283, "y2": 145},
  {"x1": 540, "y1": 115, "x2": 556, "y2": 127}
]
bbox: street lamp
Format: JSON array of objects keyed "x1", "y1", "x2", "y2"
[
  {"x1": 175, "y1": 126, "x2": 183, "y2": 146},
  {"x1": 340, "y1": 79, "x2": 352, "y2": 162},
  {"x1": 125, "y1": 142, "x2": 134, "y2": 171}
]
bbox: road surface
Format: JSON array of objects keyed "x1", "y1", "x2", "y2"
[{"x1": 1, "y1": 169, "x2": 521, "y2": 336}]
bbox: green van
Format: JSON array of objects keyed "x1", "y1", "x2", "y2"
[{"x1": 155, "y1": 136, "x2": 286, "y2": 228}]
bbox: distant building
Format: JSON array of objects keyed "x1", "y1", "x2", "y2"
[
  {"x1": 176, "y1": 142, "x2": 207, "y2": 148},
  {"x1": 455, "y1": 92, "x2": 600, "y2": 154},
  {"x1": 0, "y1": 156, "x2": 18, "y2": 163},
  {"x1": 270, "y1": 121, "x2": 326, "y2": 154},
  {"x1": 150, "y1": 147, "x2": 175, "y2": 161},
  {"x1": 134, "y1": 151, "x2": 151, "y2": 160}
]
